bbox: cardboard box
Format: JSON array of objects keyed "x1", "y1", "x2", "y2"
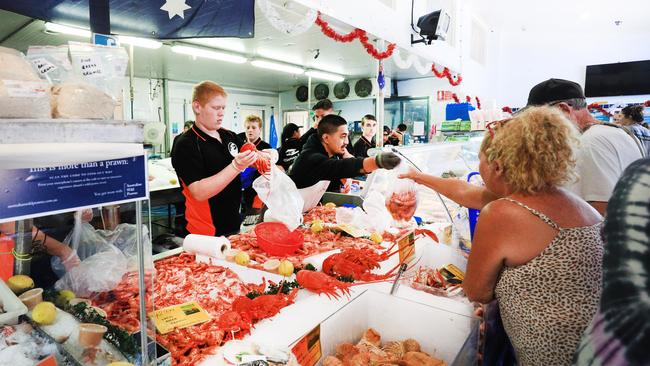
[{"x1": 298, "y1": 290, "x2": 479, "y2": 365}]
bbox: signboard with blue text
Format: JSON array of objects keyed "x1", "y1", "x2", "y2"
[{"x1": 0, "y1": 155, "x2": 148, "y2": 222}]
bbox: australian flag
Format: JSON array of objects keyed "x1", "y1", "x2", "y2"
[
  {"x1": 268, "y1": 114, "x2": 278, "y2": 149},
  {"x1": 0, "y1": 0, "x2": 255, "y2": 39}
]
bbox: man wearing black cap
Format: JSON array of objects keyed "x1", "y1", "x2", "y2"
[{"x1": 526, "y1": 78, "x2": 643, "y2": 215}]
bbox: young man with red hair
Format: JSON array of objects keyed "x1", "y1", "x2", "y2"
[{"x1": 172, "y1": 81, "x2": 257, "y2": 236}]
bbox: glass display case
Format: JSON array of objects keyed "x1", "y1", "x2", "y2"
[
  {"x1": 0, "y1": 119, "x2": 156, "y2": 366},
  {"x1": 384, "y1": 97, "x2": 430, "y2": 143}
]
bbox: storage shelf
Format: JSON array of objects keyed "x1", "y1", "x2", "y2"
[{"x1": 0, "y1": 119, "x2": 146, "y2": 144}]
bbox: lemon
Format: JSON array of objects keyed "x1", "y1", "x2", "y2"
[
  {"x1": 370, "y1": 232, "x2": 383, "y2": 244},
  {"x1": 324, "y1": 202, "x2": 336, "y2": 208},
  {"x1": 278, "y1": 260, "x2": 295, "y2": 277},
  {"x1": 169, "y1": 178, "x2": 178, "y2": 185},
  {"x1": 32, "y1": 302, "x2": 57, "y2": 325},
  {"x1": 310, "y1": 220, "x2": 324, "y2": 233},
  {"x1": 55, "y1": 290, "x2": 76, "y2": 308},
  {"x1": 7, "y1": 275, "x2": 34, "y2": 294},
  {"x1": 234, "y1": 251, "x2": 250, "y2": 266}
]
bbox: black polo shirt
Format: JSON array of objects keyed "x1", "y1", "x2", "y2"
[
  {"x1": 279, "y1": 138, "x2": 302, "y2": 172},
  {"x1": 171, "y1": 126, "x2": 244, "y2": 236},
  {"x1": 352, "y1": 136, "x2": 376, "y2": 158},
  {"x1": 289, "y1": 134, "x2": 365, "y2": 189}
]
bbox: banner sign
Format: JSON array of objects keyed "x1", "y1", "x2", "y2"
[{"x1": 0, "y1": 155, "x2": 148, "y2": 222}]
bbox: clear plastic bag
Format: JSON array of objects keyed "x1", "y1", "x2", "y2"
[
  {"x1": 25, "y1": 45, "x2": 74, "y2": 84},
  {"x1": 54, "y1": 247, "x2": 128, "y2": 297},
  {"x1": 0, "y1": 46, "x2": 51, "y2": 118},
  {"x1": 68, "y1": 41, "x2": 128, "y2": 102},
  {"x1": 52, "y1": 220, "x2": 153, "y2": 277},
  {"x1": 253, "y1": 164, "x2": 304, "y2": 231},
  {"x1": 384, "y1": 164, "x2": 418, "y2": 227}
]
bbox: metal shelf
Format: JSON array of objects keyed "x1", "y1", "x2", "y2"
[{"x1": 0, "y1": 119, "x2": 145, "y2": 144}]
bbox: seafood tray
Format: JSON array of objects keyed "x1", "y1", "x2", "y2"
[
  {"x1": 310, "y1": 290, "x2": 479, "y2": 366},
  {"x1": 20, "y1": 315, "x2": 86, "y2": 366},
  {"x1": 0, "y1": 279, "x2": 27, "y2": 325}
]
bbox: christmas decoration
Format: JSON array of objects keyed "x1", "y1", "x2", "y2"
[
  {"x1": 502, "y1": 106, "x2": 513, "y2": 114},
  {"x1": 475, "y1": 97, "x2": 481, "y2": 110},
  {"x1": 392, "y1": 49, "x2": 431, "y2": 75},
  {"x1": 314, "y1": 12, "x2": 396, "y2": 60},
  {"x1": 644, "y1": 100, "x2": 650, "y2": 107},
  {"x1": 431, "y1": 64, "x2": 463, "y2": 86},
  {"x1": 258, "y1": 0, "x2": 316, "y2": 36},
  {"x1": 377, "y1": 61, "x2": 385, "y2": 90},
  {"x1": 451, "y1": 93, "x2": 460, "y2": 103}
]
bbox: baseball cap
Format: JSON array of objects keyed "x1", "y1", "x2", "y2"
[{"x1": 526, "y1": 78, "x2": 585, "y2": 106}]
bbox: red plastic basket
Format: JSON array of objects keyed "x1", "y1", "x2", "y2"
[{"x1": 254, "y1": 222, "x2": 304, "y2": 256}]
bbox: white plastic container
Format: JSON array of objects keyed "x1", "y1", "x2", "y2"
[
  {"x1": 0, "y1": 279, "x2": 28, "y2": 325},
  {"x1": 313, "y1": 290, "x2": 479, "y2": 365}
]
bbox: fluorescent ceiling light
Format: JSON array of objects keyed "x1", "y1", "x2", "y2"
[
  {"x1": 305, "y1": 70, "x2": 345, "y2": 82},
  {"x1": 251, "y1": 60, "x2": 304, "y2": 74},
  {"x1": 46, "y1": 22, "x2": 163, "y2": 49},
  {"x1": 188, "y1": 38, "x2": 246, "y2": 53},
  {"x1": 118, "y1": 35, "x2": 162, "y2": 49},
  {"x1": 44, "y1": 22, "x2": 91, "y2": 38},
  {"x1": 171, "y1": 45, "x2": 248, "y2": 64}
]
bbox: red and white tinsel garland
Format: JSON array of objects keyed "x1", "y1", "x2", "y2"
[
  {"x1": 431, "y1": 64, "x2": 463, "y2": 86},
  {"x1": 314, "y1": 12, "x2": 395, "y2": 60},
  {"x1": 644, "y1": 100, "x2": 650, "y2": 107}
]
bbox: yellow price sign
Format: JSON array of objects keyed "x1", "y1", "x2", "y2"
[{"x1": 149, "y1": 301, "x2": 211, "y2": 334}]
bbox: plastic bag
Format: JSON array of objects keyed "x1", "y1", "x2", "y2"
[
  {"x1": 54, "y1": 247, "x2": 128, "y2": 297},
  {"x1": 26, "y1": 45, "x2": 74, "y2": 84},
  {"x1": 0, "y1": 46, "x2": 51, "y2": 118},
  {"x1": 253, "y1": 164, "x2": 304, "y2": 231},
  {"x1": 68, "y1": 41, "x2": 128, "y2": 102},
  {"x1": 362, "y1": 190, "x2": 392, "y2": 233},
  {"x1": 384, "y1": 164, "x2": 418, "y2": 227},
  {"x1": 52, "y1": 221, "x2": 153, "y2": 277}
]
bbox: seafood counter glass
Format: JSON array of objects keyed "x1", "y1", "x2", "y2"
[{"x1": 1, "y1": 203, "x2": 156, "y2": 366}]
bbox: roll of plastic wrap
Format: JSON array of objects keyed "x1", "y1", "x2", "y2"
[{"x1": 183, "y1": 234, "x2": 231, "y2": 259}]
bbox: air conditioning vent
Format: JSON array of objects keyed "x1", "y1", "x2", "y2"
[
  {"x1": 354, "y1": 79, "x2": 373, "y2": 98},
  {"x1": 333, "y1": 81, "x2": 350, "y2": 99},
  {"x1": 296, "y1": 85, "x2": 308, "y2": 102},
  {"x1": 314, "y1": 83, "x2": 330, "y2": 100}
]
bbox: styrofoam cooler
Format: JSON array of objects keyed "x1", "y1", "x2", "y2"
[
  {"x1": 0, "y1": 279, "x2": 28, "y2": 325},
  {"x1": 314, "y1": 290, "x2": 479, "y2": 365}
]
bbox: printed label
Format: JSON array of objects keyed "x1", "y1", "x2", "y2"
[
  {"x1": 292, "y1": 324, "x2": 322, "y2": 366},
  {"x1": 149, "y1": 301, "x2": 211, "y2": 334},
  {"x1": 1, "y1": 80, "x2": 49, "y2": 98}
]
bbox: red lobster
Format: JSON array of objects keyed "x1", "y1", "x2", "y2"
[
  {"x1": 295, "y1": 270, "x2": 352, "y2": 300},
  {"x1": 321, "y1": 242, "x2": 415, "y2": 282},
  {"x1": 241, "y1": 142, "x2": 271, "y2": 174},
  {"x1": 215, "y1": 288, "x2": 298, "y2": 339}
]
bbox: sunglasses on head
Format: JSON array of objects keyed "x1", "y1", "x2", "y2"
[{"x1": 485, "y1": 118, "x2": 512, "y2": 138}]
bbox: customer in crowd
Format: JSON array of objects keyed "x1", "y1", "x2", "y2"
[
  {"x1": 458, "y1": 107, "x2": 602, "y2": 365},
  {"x1": 300, "y1": 99, "x2": 333, "y2": 147},
  {"x1": 238, "y1": 115, "x2": 271, "y2": 216},
  {"x1": 171, "y1": 81, "x2": 257, "y2": 236},
  {"x1": 277, "y1": 123, "x2": 302, "y2": 172},
  {"x1": 393, "y1": 123, "x2": 409, "y2": 145},
  {"x1": 573, "y1": 158, "x2": 650, "y2": 366},
  {"x1": 619, "y1": 104, "x2": 650, "y2": 156},
  {"x1": 352, "y1": 114, "x2": 377, "y2": 158},
  {"x1": 610, "y1": 105, "x2": 624, "y2": 124},
  {"x1": 401, "y1": 79, "x2": 642, "y2": 216},
  {"x1": 170, "y1": 120, "x2": 194, "y2": 157},
  {"x1": 290, "y1": 114, "x2": 401, "y2": 193},
  {"x1": 383, "y1": 125, "x2": 399, "y2": 146}
]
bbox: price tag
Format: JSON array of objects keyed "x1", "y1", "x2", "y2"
[
  {"x1": 1, "y1": 80, "x2": 49, "y2": 98},
  {"x1": 396, "y1": 229, "x2": 415, "y2": 263},
  {"x1": 36, "y1": 355, "x2": 57, "y2": 366},
  {"x1": 78, "y1": 55, "x2": 103, "y2": 77},
  {"x1": 30, "y1": 58, "x2": 57, "y2": 75},
  {"x1": 149, "y1": 301, "x2": 211, "y2": 334},
  {"x1": 291, "y1": 325, "x2": 322, "y2": 366}
]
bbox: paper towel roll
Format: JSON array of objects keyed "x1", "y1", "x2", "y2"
[{"x1": 183, "y1": 234, "x2": 231, "y2": 259}]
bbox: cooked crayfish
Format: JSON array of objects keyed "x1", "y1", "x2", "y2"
[
  {"x1": 296, "y1": 270, "x2": 352, "y2": 300},
  {"x1": 321, "y1": 242, "x2": 415, "y2": 282},
  {"x1": 215, "y1": 288, "x2": 298, "y2": 338}
]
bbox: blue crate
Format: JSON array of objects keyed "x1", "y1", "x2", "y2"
[{"x1": 446, "y1": 102, "x2": 475, "y2": 121}]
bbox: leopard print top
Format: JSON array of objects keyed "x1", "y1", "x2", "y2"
[{"x1": 494, "y1": 198, "x2": 604, "y2": 366}]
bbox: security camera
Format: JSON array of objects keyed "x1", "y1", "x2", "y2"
[{"x1": 411, "y1": 10, "x2": 451, "y2": 45}]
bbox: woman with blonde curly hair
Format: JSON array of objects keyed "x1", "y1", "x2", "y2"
[{"x1": 401, "y1": 106, "x2": 604, "y2": 365}]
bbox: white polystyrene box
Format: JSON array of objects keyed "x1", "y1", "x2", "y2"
[{"x1": 0, "y1": 279, "x2": 28, "y2": 325}]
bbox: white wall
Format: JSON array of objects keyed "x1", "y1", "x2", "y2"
[{"x1": 494, "y1": 30, "x2": 650, "y2": 109}]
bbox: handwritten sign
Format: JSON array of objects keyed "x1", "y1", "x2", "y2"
[
  {"x1": 30, "y1": 58, "x2": 57, "y2": 75},
  {"x1": 79, "y1": 55, "x2": 103, "y2": 77}
]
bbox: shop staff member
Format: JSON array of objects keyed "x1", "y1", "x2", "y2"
[
  {"x1": 300, "y1": 99, "x2": 334, "y2": 147},
  {"x1": 172, "y1": 81, "x2": 257, "y2": 236},
  {"x1": 238, "y1": 115, "x2": 272, "y2": 215},
  {"x1": 278, "y1": 123, "x2": 302, "y2": 172},
  {"x1": 352, "y1": 114, "x2": 377, "y2": 158},
  {"x1": 290, "y1": 114, "x2": 401, "y2": 191}
]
